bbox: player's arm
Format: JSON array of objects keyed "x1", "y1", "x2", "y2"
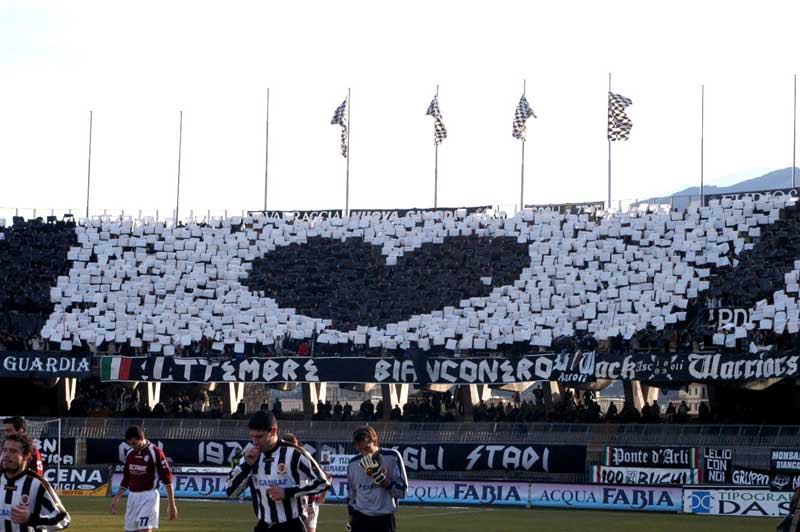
[
  {"x1": 284, "y1": 450, "x2": 331, "y2": 499},
  {"x1": 111, "y1": 461, "x2": 130, "y2": 514},
  {"x1": 155, "y1": 447, "x2": 178, "y2": 521},
  {"x1": 32, "y1": 448, "x2": 44, "y2": 476},
  {"x1": 226, "y1": 444, "x2": 256, "y2": 497},
  {"x1": 345, "y1": 463, "x2": 357, "y2": 530},
  {"x1": 385, "y1": 450, "x2": 408, "y2": 499},
  {"x1": 21, "y1": 479, "x2": 71, "y2": 531}
]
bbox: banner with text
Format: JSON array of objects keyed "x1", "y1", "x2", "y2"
[
  {"x1": 46, "y1": 466, "x2": 110, "y2": 496},
  {"x1": 683, "y1": 488, "x2": 792, "y2": 517},
  {"x1": 37, "y1": 438, "x2": 76, "y2": 466},
  {"x1": 771, "y1": 449, "x2": 800, "y2": 472},
  {"x1": 387, "y1": 443, "x2": 586, "y2": 473},
  {"x1": 729, "y1": 466, "x2": 800, "y2": 492},
  {"x1": 702, "y1": 448, "x2": 732, "y2": 485},
  {"x1": 88, "y1": 439, "x2": 584, "y2": 473},
  {"x1": 529, "y1": 483, "x2": 681, "y2": 512},
  {"x1": 325, "y1": 477, "x2": 528, "y2": 507},
  {"x1": 0, "y1": 352, "x2": 92, "y2": 379},
  {"x1": 100, "y1": 351, "x2": 800, "y2": 384},
  {"x1": 704, "y1": 187, "x2": 800, "y2": 206},
  {"x1": 592, "y1": 466, "x2": 700, "y2": 486},
  {"x1": 348, "y1": 206, "x2": 493, "y2": 219},
  {"x1": 603, "y1": 447, "x2": 698, "y2": 469}
]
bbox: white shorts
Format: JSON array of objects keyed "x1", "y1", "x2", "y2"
[
  {"x1": 125, "y1": 490, "x2": 160, "y2": 531},
  {"x1": 305, "y1": 501, "x2": 320, "y2": 529}
]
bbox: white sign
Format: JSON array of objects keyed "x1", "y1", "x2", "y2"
[
  {"x1": 593, "y1": 466, "x2": 699, "y2": 485},
  {"x1": 683, "y1": 488, "x2": 793, "y2": 517},
  {"x1": 319, "y1": 453, "x2": 353, "y2": 478}
]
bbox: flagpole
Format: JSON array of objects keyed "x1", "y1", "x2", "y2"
[
  {"x1": 793, "y1": 73, "x2": 797, "y2": 188},
  {"x1": 607, "y1": 72, "x2": 612, "y2": 210},
  {"x1": 434, "y1": 84, "x2": 439, "y2": 208},
  {"x1": 520, "y1": 80, "x2": 526, "y2": 212},
  {"x1": 264, "y1": 87, "x2": 270, "y2": 211},
  {"x1": 345, "y1": 87, "x2": 351, "y2": 215},
  {"x1": 700, "y1": 85, "x2": 705, "y2": 206},
  {"x1": 175, "y1": 110, "x2": 183, "y2": 223},
  {"x1": 85, "y1": 110, "x2": 93, "y2": 219}
]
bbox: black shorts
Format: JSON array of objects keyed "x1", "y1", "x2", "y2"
[
  {"x1": 254, "y1": 518, "x2": 307, "y2": 532},
  {"x1": 350, "y1": 510, "x2": 396, "y2": 532}
]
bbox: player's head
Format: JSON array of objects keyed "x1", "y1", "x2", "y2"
[
  {"x1": 2, "y1": 433, "x2": 33, "y2": 473},
  {"x1": 248, "y1": 411, "x2": 278, "y2": 452},
  {"x1": 282, "y1": 433, "x2": 300, "y2": 446},
  {"x1": 3, "y1": 416, "x2": 27, "y2": 436},
  {"x1": 353, "y1": 426, "x2": 379, "y2": 456},
  {"x1": 125, "y1": 425, "x2": 146, "y2": 449}
]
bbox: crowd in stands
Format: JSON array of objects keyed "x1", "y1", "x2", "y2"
[
  {"x1": 0, "y1": 195, "x2": 789, "y2": 360},
  {"x1": 0, "y1": 197, "x2": 798, "y2": 361},
  {"x1": 64, "y1": 378, "x2": 728, "y2": 425}
]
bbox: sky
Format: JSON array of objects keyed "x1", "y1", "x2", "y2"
[{"x1": 1, "y1": 0, "x2": 799, "y2": 221}]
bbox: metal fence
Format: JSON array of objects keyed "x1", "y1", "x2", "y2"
[{"x1": 32, "y1": 417, "x2": 793, "y2": 474}]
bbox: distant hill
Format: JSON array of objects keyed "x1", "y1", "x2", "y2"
[
  {"x1": 634, "y1": 167, "x2": 800, "y2": 209},
  {"x1": 671, "y1": 167, "x2": 799, "y2": 197}
]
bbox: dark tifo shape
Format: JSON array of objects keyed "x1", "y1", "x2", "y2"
[
  {"x1": 709, "y1": 203, "x2": 800, "y2": 307},
  {"x1": 244, "y1": 235, "x2": 531, "y2": 330},
  {"x1": 0, "y1": 220, "x2": 76, "y2": 337}
]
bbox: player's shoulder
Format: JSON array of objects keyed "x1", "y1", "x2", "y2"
[
  {"x1": 348, "y1": 454, "x2": 361, "y2": 465},
  {"x1": 147, "y1": 442, "x2": 165, "y2": 455},
  {"x1": 379, "y1": 448, "x2": 403, "y2": 461},
  {"x1": 23, "y1": 468, "x2": 48, "y2": 484},
  {"x1": 280, "y1": 441, "x2": 310, "y2": 457}
]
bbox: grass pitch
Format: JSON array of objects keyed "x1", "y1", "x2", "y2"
[{"x1": 62, "y1": 496, "x2": 776, "y2": 532}]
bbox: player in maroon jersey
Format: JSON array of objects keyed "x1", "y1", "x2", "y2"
[
  {"x1": 110, "y1": 426, "x2": 178, "y2": 532},
  {"x1": 2, "y1": 417, "x2": 44, "y2": 476}
]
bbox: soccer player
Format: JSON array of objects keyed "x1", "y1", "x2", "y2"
[
  {"x1": 111, "y1": 426, "x2": 178, "y2": 532},
  {"x1": 226, "y1": 411, "x2": 330, "y2": 532},
  {"x1": 346, "y1": 426, "x2": 408, "y2": 532},
  {"x1": 3, "y1": 417, "x2": 44, "y2": 475},
  {"x1": 0, "y1": 432, "x2": 71, "y2": 531},
  {"x1": 281, "y1": 433, "x2": 331, "y2": 532}
]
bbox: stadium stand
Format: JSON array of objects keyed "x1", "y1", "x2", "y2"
[
  {"x1": 3, "y1": 195, "x2": 800, "y2": 427},
  {"x1": 0, "y1": 194, "x2": 781, "y2": 357}
]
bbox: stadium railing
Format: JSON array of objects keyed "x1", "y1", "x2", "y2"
[{"x1": 29, "y1": 417, "x2": 791, "y2": 470}]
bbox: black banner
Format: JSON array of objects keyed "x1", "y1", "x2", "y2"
[
  {"x1": 249, "y1": 210, "x2": 343, "y2": 220},
  {"x1": 525, "y1": 201, "x2": 605, "y2": 214},
  {"x1": 101, "y1": 354, "x2": 595, "y2": 384},
  {"x1": 702, "y1": 448, "x2": 732, "y2": 484},
  {"x1": 730, "y1": 466, "x2": 800, "y2": 492},
  {"x1": 388, "y1": 443, "x2": 585, "y2": 473},
  {"x1": 348, "y1": 206, "x2": 492, "y2": 219},
  {"x1": 604, "y1": 447, "x2": 698, "y2": 468},
  {"x1": 87, "y1": 438, "x2": 584, "y2": 473},
  {"x1": 36, "y1": 437, "x2": 76, "y2": 466},
  {"x1": 0, "y1": 352, "x2": 92, "y2": 379},
  {"x1": 87, "y1": 438, "x2": 248, "y2": 465},
  {"x1": 704, "y1": 187, "x2": 800, "y2": 206},
  {"x1": 771, "y1": 449, "x2": 800, "y2": 472},
  {"x1": 102, "y1": 350, "x2": 800, "y2": 384}
]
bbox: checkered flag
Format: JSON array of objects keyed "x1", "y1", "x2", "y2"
[
  {"x1": 512, "y1": 94, "x2": 536, "y2": 140},
  {"x1": 426, "y1": 96, "x2": 447, "y2": 145},
  {"x1": 331, "y1": 98, "x2": 348, "y2": 157},
  {"x1": 608, "y1": 92, "x2": 633, "y2": 141}
]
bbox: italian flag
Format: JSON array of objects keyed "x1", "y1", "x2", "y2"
[{"x1": 101, "y1": 357, "x2": 133, "y2": 381}]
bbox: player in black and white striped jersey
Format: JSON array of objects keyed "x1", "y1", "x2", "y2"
[
  {"x1": 0, "y1": 432, "x2": 71, "y2": 532},
  {"x1": 226, "y1": 411, "x2": 330, "y2": 532}
]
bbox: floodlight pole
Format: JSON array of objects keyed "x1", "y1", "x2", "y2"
[
  {"x1": 175, "y1": 110, "x2": 183, "y2": 224},
  {"x1": 85, "y1": 111, "x2": 93, "y2": 219}
]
